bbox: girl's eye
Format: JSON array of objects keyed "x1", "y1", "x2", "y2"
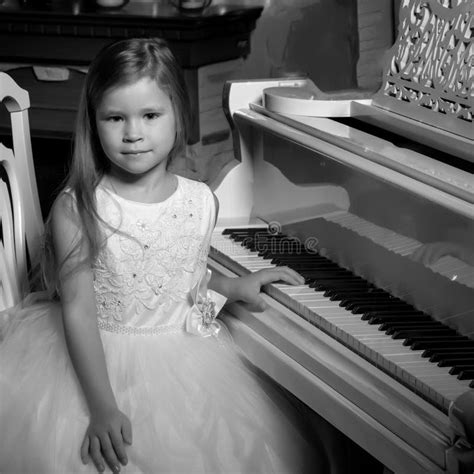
[
  {"x1": 145, "y1": 113, "x2": 160, "y2": 120},
  {"x1": 107, "y1": 116, "x2": 123, "y2": 122}
]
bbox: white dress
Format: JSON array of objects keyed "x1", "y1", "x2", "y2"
[{"x1": 0, "y1": 176, "x2": 322, "y2": 473}]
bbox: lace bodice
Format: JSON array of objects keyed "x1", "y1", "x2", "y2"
[{"x1": 93, "y1": 176, "x2": 215, "y2": 333}]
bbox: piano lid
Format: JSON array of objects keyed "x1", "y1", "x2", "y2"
[{"x1": 261, "y1": 0, "x2": 473, "y2": 162}]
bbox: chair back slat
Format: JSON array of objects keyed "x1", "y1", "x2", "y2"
[
  {"x1": 0, "y1": 72, "x2": 44, "y2": 310},
  {"x1": 0, "y1": 177, "x2": 21, "y2": 307}
]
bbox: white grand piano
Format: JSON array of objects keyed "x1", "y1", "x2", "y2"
[{"x1": 207, "y1": 1, "x2": 474, "y2": 473}]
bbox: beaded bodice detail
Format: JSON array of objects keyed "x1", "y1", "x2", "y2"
[{"x1": 93, "y1": 177, "x2": 214, "y2": 332}]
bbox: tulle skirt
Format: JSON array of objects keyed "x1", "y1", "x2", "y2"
[{"x1": 0, "y1": 297, "x2": 325, "y2": 473}]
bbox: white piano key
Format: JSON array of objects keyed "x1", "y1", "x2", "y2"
[
  {"x1": 277, "y1": 286, "x2": 321, "y2": 297},
  {"x1": 232, "y1": 257, "x2": 264, "y2": 264},
  {"x1": 245, "y1": 262, "x2": 276, "y2": 269},
  {"x1": 305, "y1": 304, "x2": 349, "y2": 316},
  {"x1": 297, "y1": 298, "x2": 343, "y2": 307}
]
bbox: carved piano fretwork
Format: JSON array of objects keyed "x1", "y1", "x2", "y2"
[
  {"x1": 208, "y1": 1, "x2": 474, "y2": 473},
  {"x1": 380, "y1": 0, "x2": 473, "y2": 137}
]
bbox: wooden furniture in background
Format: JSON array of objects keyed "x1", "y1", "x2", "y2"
[
  {"x1": 0, "y1": 1, "x2": 262, "y2": 209},
  {"x1": 0, "y1": 1, "x2": 262, "y2": 143}
]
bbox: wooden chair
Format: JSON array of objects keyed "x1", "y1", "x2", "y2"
[{"x1": 0, "y1": 72, "x2": 44, "y2": 311}]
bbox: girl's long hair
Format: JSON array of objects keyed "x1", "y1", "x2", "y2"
[{"x1": 38, "y1": 38, "x2": 191, "y2": 297}]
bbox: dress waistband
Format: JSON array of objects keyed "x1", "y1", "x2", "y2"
[{"x1": 97, "y1": 320, "x2": 184, "y2": 336}]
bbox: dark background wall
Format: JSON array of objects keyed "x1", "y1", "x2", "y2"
[
  {"x1": 236, "y1": 0, "x2": 359, "y2": 91},
  {"x1": 2, "y1": 0, "x2": 361, "y2": 219}
]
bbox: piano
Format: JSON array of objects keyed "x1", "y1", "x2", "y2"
[{"x1": 207, "y1": 1, "x2": 474, "y2": 473}]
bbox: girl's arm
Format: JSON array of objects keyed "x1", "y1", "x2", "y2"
[
  {"x1": 208, "y1": 192, "x2": 304, "y2": 311},
  {"x1": 51, "y1": 194, "x2": 131, "y2": 473}
]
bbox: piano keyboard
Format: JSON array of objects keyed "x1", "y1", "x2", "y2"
[
  {"x1": 211, "y1": 226, "x2": 474, "y2": 413},
  {"x1": 323, "y1": 210, "x2": 474, "y2": 288}
]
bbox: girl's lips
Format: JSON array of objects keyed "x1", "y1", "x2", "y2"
[{"x1": 123, "y1": 150, "x2": 149, "y2": 155}]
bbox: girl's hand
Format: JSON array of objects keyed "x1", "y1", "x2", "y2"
[
  {"x1": 233, "y1": 266, "x2": 304, "y2": 312},
  {"x1": 81, "y1": 406, "x2": 132, "y2": 473}
]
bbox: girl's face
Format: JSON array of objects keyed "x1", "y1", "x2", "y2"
[{"x1": 95, "y1": 77, "x2": 176, "y2": 179}]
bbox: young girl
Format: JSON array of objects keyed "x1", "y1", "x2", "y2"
[{"x1": 0, "y1": 38, "x2": 328, "y2": 473}]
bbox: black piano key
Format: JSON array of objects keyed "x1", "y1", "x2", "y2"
[
  {"x1": 259, "y1": 250, "x2": 318, "y2": 259},
  {"x1": 291, "y1": 259, "x2": 331, "y2": 265},
  {"x1": 234, "y1": 235, "x2": 260, "y2": 242},
  {"x1": 301, "y1": 272, "x2": 355, "y2": 281},
  {"x1": 328, "y1": 290, "x2": 388, "y2": 301},
  {"x1": 338, "y1": 292, "x2": 399, "y2": 301},
  {"x1": 275, "y1": 255, "x2": 330, "y2": 261},
  {"x1": 293, "y1": 266, "x2": 352, "y2": 274},
  {"x1": 422, "y1": 347, "x2": 474, "y2": 358},
  {"x1": 227, "y1": 231, "x2": 282, "y2": 248},
  {"x1": 263, "y1": 253, "x2": 326, "y2": 262},
  {"x1": 310, "y1": 281, "x2": 372, "y2": 291},
  {"x1": 267, "y1": 253, "x2": 326, "y2": 261},
  {"x1": 382, "y1": 322, "x2": 448, "y2": 333},
  {"x1": 404, "y1": 335, "x2": 467, "y2": 345},
  {"x1": 248, "y1": 234, "x2": 289, "y2": 241},
  {"x1": 342, "y1": 300, "x2": 405, "y2": 311},
  {"x1": 253, "y1": 241, "x2": 300, "y2": 250},
  {"x1": 324, "y1": 286, "x2": 378, "y2": 297},
  {"x1": 349, "y1": 302, "x2": 412, "y2": 314},
  {"x1": 326, "y1": 290, "x2": 386, "y2": 301},
  {"x1": 391, "y1": 329, "x2": 457, "y2": 340},
  {"x1": 310, "y1": 275, "x2": 367, "y2": 284},
  {"x1": 361, "y1": 308, "x2": 429, "y2": 324},
  {"x1": 228, "y1": 229, "x2": 257, "y2": 236},
  {"x1": 223, "y1": 227, "x2": 266, "y2": 236},
  {"x1": 341, "y1": 299, "x2": 397, "y2": 309},
  {"x1": 347, "y1": 299, "x2": 410, "y2": 308},
  {"x1": 363, "y1": 310, "x2": 425, "y2": 319},
  {"x1": 454, "y1": 368, "x2": 474, "y2": 380},
  {"x1": 225, "y1": 227, "x2": 267, "y2": 233},
  {"x1": 437, "y1": 358, "x2": 474, "y2": 368},
  {"x1": 332, "y1": 294, "x2": 381, "y2": 303},
  {"x1": 222, "y1": 228, "x2": 241, "y2": 235},
  {"x1": 340, "y1": 296, "x2": 404, "y2": 308},
  {"x1": 367, "y1": 314, "x2": 432, "y2": 324},
  {"x1": 269, "y1": 255, "x2": 318, "y2": 263},
  {"x1": 283, "y1": 263, "x2": 342, "y2": 271},
  {"x1": 429, "y1": 351, "x2": 474, "y2": 362},
  {"x1": 449, "y1": 365, "x2": 471, "y2": 375},
  {"x1": 238, "y1": 233, "x2": 284, "y2": 242},
  {"x1": 381, "y1": 320, "x2": 449, "y2": 327},
  {"x1": 411, "y1": 340, "x2": 474, "y2": 351}
]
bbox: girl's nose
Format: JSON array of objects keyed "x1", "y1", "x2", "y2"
[
  {"x1": 123, "y1": 120, "x2": 143, "y2": 143},
  {"x1": 123, "y1": 135, "x2": 143, "y2": 143}
]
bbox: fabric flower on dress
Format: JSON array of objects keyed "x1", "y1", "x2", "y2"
[{"x1": 186, "y1": 269, "x2": 227, "y2": 338}]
